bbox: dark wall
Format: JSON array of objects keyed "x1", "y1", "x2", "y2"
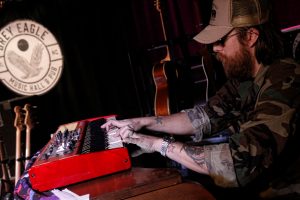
[
  {"x1": 0, "y1": 0, "x2": 210, "y2": 137},
  {"x1": 0, "y1": 0, "x2": 145, "y2": 159},
  {"x1": 274, "y1": 0, "x2": 300, "y2": 29},
  {"x1": 0, "y1": 0, "x2": 141, "y2": 130}
]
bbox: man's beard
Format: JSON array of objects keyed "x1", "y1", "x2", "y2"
[{"x1": 216, "y1": 46, "x2": 254, "y2": 81}]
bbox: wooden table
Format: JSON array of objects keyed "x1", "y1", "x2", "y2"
[{"x1": 67, "y1": 167, "x2": 215, "y2": 200}]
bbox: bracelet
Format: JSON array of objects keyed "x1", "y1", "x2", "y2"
[{"x1": 160, "y1": 136, "x2": 175, "y2": 157}]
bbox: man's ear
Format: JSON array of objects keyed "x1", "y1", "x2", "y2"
[{"x1": 248, "y1": 28, "x2": 259, "y2": 47}]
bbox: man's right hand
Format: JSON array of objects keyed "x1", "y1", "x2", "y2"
[{"x1": 101, "y1": 119, "x2": 141, "y2": 141}]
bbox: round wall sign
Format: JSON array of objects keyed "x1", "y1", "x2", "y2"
[{"x1": 0, "y1": 19, "x2": 63, "y2": 96}]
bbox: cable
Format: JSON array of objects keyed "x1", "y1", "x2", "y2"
[{"x1": 201, "y1": 56, "x2": 209, "y2": 102}]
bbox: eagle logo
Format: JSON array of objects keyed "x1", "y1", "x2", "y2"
[
  {"x1": 0, "y1": 19, "x2": 63, "y2": 96},
  {"x1": 7, "y1": 44, "x2": 44, "y2": 79}
]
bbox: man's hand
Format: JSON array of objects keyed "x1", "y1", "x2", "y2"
[
  {"x1": 101, "y1": 119, "x2": 132, "y2": 131},
  {"x1": 101, "y1": 119, "x2": 140, "y2": 140},
  {"x1": 123, "y1": 133, "x2": 161, "y2": 157},
  {"x1": 101, "y1": 119, "x2": 162, "y2": 157}
]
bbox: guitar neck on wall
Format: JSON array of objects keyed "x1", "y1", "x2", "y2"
[
  {"x1": 24, "y1": 104, "x2": 37, "y2": 168},
  {"x1": 13, "y1": 103, "x2": 38, "y2": 185},
  {"x1": 156, "y1": 0, "x2": 170, "y2": 63},
  {"x1": 14, "y1": 105, "x2": 25, "y2": 185}
]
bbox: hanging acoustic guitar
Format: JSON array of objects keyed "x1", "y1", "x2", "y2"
[{"x1": 152, "y1": 0, "x2": 178, "y2": 116}]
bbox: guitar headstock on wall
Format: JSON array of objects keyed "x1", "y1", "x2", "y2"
[
  {"x1": 14, "y1": 106, "x2": 25, "y2": 133},
  {"x1": 24, "y1": 104, "x2": 38, "y2": 131},
  {"x1": 154, "y1": 0, "x2": 161, "y2": 13}
]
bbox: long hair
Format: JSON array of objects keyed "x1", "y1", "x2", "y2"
[
  {"x1": 236, "y1": 22, "x2": 284, "y2": 66},
  {"x1": 254, "y1": 22, "x2": 285, "y2": 65}
]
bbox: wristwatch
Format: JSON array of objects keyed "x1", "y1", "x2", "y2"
[{"x1": 160, "y1": 136, "x2": 175, "y2": 157}]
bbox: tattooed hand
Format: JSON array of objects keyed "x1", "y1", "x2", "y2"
[
  {"x1": 101, "y1": 119, "x2": 142, "y2": 141},
  {"x1": 123, "y1": 133, "x2": 160, "y2": 157}
]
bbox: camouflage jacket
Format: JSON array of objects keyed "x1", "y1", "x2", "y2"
[{"x1": 187, "y1": 59, "x2": 300, "y2": 196}]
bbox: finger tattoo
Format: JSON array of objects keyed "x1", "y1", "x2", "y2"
[{"x1": 155, "y1": 116, "x2": 163, "y2": 125}]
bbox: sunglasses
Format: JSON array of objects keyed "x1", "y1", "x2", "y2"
[{"x1": 214, "y1": 32, "x2": 240, "y2": 46}]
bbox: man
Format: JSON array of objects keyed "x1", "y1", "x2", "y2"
[{"x1": 102, "y1": 0, "x2": 300, "y2": 199}]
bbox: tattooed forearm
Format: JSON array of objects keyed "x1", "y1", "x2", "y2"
[
  {"x1": 183, "y1": 144, "x2": 206, "y2": 167},
  {"x1": 155, "y1": 116, "x2": 163, "y2": 125}
]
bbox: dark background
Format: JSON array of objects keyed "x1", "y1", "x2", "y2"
[
  {"x1": 0, "y1": 0, "x2": 214, "y2": 157},
  {"x1": 0, "y1": 0, "x2": 299, "y2": 173}
]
